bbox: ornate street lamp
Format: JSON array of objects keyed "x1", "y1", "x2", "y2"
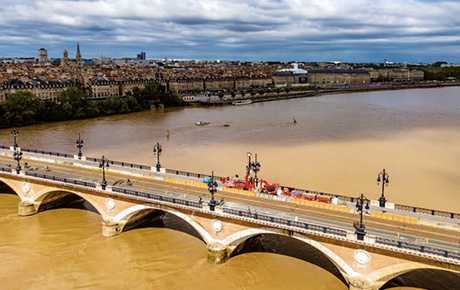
[
  {"x1": 251, "y1": 153, "x2": 261, "y2": 187},
  {"x1": 99, "y1": 155, "x2": 110, "y2": 190},
  {"x1": 153, "y1": 142, "x2": 162, "y2": 172},
  {"x1": 377, "y1": 168, "x2": 390, "y2": 207},
  {"x1": 13, "y1": 147, "x2": 23, "y2": 174},
  {"x1": 10, "y1": 128, "x2": 19, "y2": 149},
  {"x1": 76, "y1": 133, "x2": 84, "y2": 160},
  {"x1": 354, "y1": 193, "x2": 370, "y2": 241},
  {"x1": 208, "y1": 171, "x2": 218, "y2": 211}
]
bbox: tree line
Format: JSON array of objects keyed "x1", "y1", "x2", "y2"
[
  {"x1": 413, "y1": 66, "x2": 460, "y2": 81},
  {"x1": 0, "y1": 83, "x2": 184, "y2": 128}
]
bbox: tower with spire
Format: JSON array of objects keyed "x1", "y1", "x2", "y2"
[
  {"x1": 76, "y1": 43, "x2": 82, "y2": 66},
  {"x1": 61, "y1": 47, "x2": 69, "y2": 68}
]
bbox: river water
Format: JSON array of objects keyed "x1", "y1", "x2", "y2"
[{"x1": 1, "y1": 87, "x2": 460, "y2": 289}]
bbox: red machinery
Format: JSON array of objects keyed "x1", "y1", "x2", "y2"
[
  {"x1": 225, "y1": 152, "x2": 256, "y2": 191},
  {"x1": 260, "y1": 179, "x2": 279, "y2": 195}
]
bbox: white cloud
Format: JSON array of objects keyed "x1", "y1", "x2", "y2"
[{"x1": 0, "y1": 0, "x2": 459, "y2": 61}]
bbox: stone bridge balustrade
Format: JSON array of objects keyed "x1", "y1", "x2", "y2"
[{"x1": 0, "y1": 169, "x2": 459, "y2": 290}]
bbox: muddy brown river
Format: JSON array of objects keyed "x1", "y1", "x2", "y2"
[{"x1": 2, "y1": 87, "x2": 460, "y2": 289}]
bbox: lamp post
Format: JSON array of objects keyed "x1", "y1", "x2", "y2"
[
  {"x1": 354, "y1": 193, "x2": 370, "y2": 241},
  {"x1": 76, "y1": 133, "x2": 84, "y2": 160},
  {"x1": 377, "y1": 168, "x2": 389, "y2": 207},
  {"x1": 207, "y1": 171, "x2": 218, "y2": 211},
  {"x1": 13, "y1": 147, "x2": 23, "y2": 174},
  {"x1": 153, "y1": 142, "x2": 162, "y2": 172},
  {"x1": 251, "y1": 153, "x2": 261, "y2": 187},
  {"x1": 99, "y1": 155, "x2": 110, "y2": 190},
  {"x1": 10, "y1": 128, "x2": 19, "y2": 149}
]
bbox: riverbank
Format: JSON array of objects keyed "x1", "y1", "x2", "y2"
[{"x1": 197, "y1": 82, "x2": 460, "y2": 106}]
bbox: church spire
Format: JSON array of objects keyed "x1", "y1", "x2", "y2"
[
  {"x1": 61, "y1": 47, "x2": 69, "y2": 68},
  {"x1": 76, "y1": 43, "x2": 82, "y2": 65}
]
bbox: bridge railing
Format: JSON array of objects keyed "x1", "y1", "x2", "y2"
[
  {"x1": 20, "y1": 148, "x2": 74, "y2": 158},
  {"x1": 111, "y1": 186, "x2": 202, "y2": 208},
  {"x1": 394, "y1": 203, "x2": 460, "y2": 219},
  {"x1": 0, "y1": 166, "x2": 12, "y2": 173},
  {"x1": 222, "y1": 208, "x2": 348, "y2": 237},
  {"x1": 24, "y1": 171, "x2": 97, "y2": 188},
  {"x1": 1, "y1": 166, "x2": 458, "y2": 263},
  {"x1": 375, "y1": 237, "x2": 460, "y2": 260},
  {"x1": 2, "y1": 145, "x2": 460, "y2": 220},
  {"x1": 85, "y1": 158, "x2": 152, "y2": 171},
  {"x1": 164, "y1": 168, "x2": 225, "y2": 181}
]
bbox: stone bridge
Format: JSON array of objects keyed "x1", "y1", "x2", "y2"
[{"x1": 1, "y1": 170, "x2": 459, "y2": 290}]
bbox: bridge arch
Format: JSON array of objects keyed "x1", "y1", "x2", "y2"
[
  {"x1": 0, "y1": 177, "x2": 26, "y2": 200},
  {"x1": 222, "y1": 228, "x2": 358, "y2": 287},
  {"x1": 370, "y1": 264, "x2": 460, "y2": 290},
  {"x1": 33, "y1": 187, "x2": 105, "y2": 218},
  {"x1": 111, "y1": 205, "x2": 214, "y2": 245}
]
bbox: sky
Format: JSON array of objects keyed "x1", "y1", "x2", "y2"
[{"x1": 0, "y1": 0, "x2": 459, "y2": 63}]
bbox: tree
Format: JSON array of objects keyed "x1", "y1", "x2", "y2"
[
  {"x1": 0, "y1": 103, "x2": 8, "y2": 128},
  {"x1": 250, "y1": 91, "x2": 256, "y2": 97},
  {"x1": 59, "y1": 87, "x2": 89, "y2": 119},
  {"x1": 241, "y1": 91, "x2": 246, "y2": 98},
  {"x1": 100, "y1": 97, "x2": 130, "y2": 115},
  {"x1": 3, "y1": 91, "x2": 43, "y2": 126},
  {"x1": 218, "y1": 92, "x2": 224, "y2": 100},
  {"x1": 284, "y1": 87, "x2": 291, "y2": 93},
  {"x1": 125, "y1": 95, "x2": 141, "y2": 112},
  {"x1": 230, "y1": 91, "x2": 236, "y2": 99},
  {"x1": 41, "y1": 100, "x2": 66, "y2": 122}
]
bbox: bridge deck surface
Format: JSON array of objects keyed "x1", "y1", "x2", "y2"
[{"x1": 0, "y1": 153, "x2": 459, "y2": 255}]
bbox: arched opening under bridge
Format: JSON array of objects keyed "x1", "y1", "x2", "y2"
[
  {"x1": 118, "y1": 207, "x2": 207, "y2": 244},
  {"x1": 0, "y1": 180, "x2": 17, "y2": 195},
  {"x1": 229, "y1": 233, "x2": 348, "y2": 287},
  {"x1": 35, "y1": 189, "x2": 103, "y2": 216},
  {"x1": 380, "y1": 268, "x2": 460, "y2": 290}
]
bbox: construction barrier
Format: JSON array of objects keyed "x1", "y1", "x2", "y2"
[{"x1": 370, "y1": 212, "x2": 417, "y2": 224}]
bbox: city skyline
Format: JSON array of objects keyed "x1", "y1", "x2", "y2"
[{"x1": 1, "y1": 0, "x2": 460, "y2": 63}]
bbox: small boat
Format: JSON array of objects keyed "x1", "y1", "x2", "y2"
[
  {"x1": 196, "y1": 120, "x2": 210, "y2": 126},
  {"x1": 232, "y1": 99, "x2": 252, "y2": 106}
]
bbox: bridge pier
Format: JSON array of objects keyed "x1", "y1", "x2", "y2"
[
  {"x1": 207, "y1": 242, "x2": 228, "y2": 264},
  {"x1": 18, "y1": 201, "x2": 38, "y2": 216},
  {"x1": 346, "y1": 276, "x2": 376, "y2": 290},
  {"x1": 102, "y1": 221, "x2": 122, "y2": 237}
]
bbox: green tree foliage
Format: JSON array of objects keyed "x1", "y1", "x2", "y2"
[
  {"x1": 100, "y1": 96, "x2": 130, "y2": 115},
  {"x1": 126, "y1": 83, "x2": 183, "y2": 109},
  {"x1": 415, "y1": 66, "x2": 460, "y2": 81},
  {"x1": 41, "y1": 100, "x2": 66, "y2": 122},
  {"x1": 0, "y1": 82, "x2": 185, "y2": 129},
  {"x1": 59, "y1": 87, "x2": 89, "y2": 119},
  {"x1": 2, "y1": 91, "x2": 43, "y2": 126}
]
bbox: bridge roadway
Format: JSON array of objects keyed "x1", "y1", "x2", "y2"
[{"x1": 0, "y1": 154, "x2": 459, "y2": 254}]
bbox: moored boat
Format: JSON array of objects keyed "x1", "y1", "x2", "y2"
[{"x1": 232, "y1": 99, "x2": 253, "y2": 106}]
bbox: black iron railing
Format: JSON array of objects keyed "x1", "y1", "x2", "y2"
[
  {"x1": 0, "y1": 165, "x2": 458, "y2": 262},
  {"x1": 1, "y1": 145, "x2": 459, "y2": 220}
]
